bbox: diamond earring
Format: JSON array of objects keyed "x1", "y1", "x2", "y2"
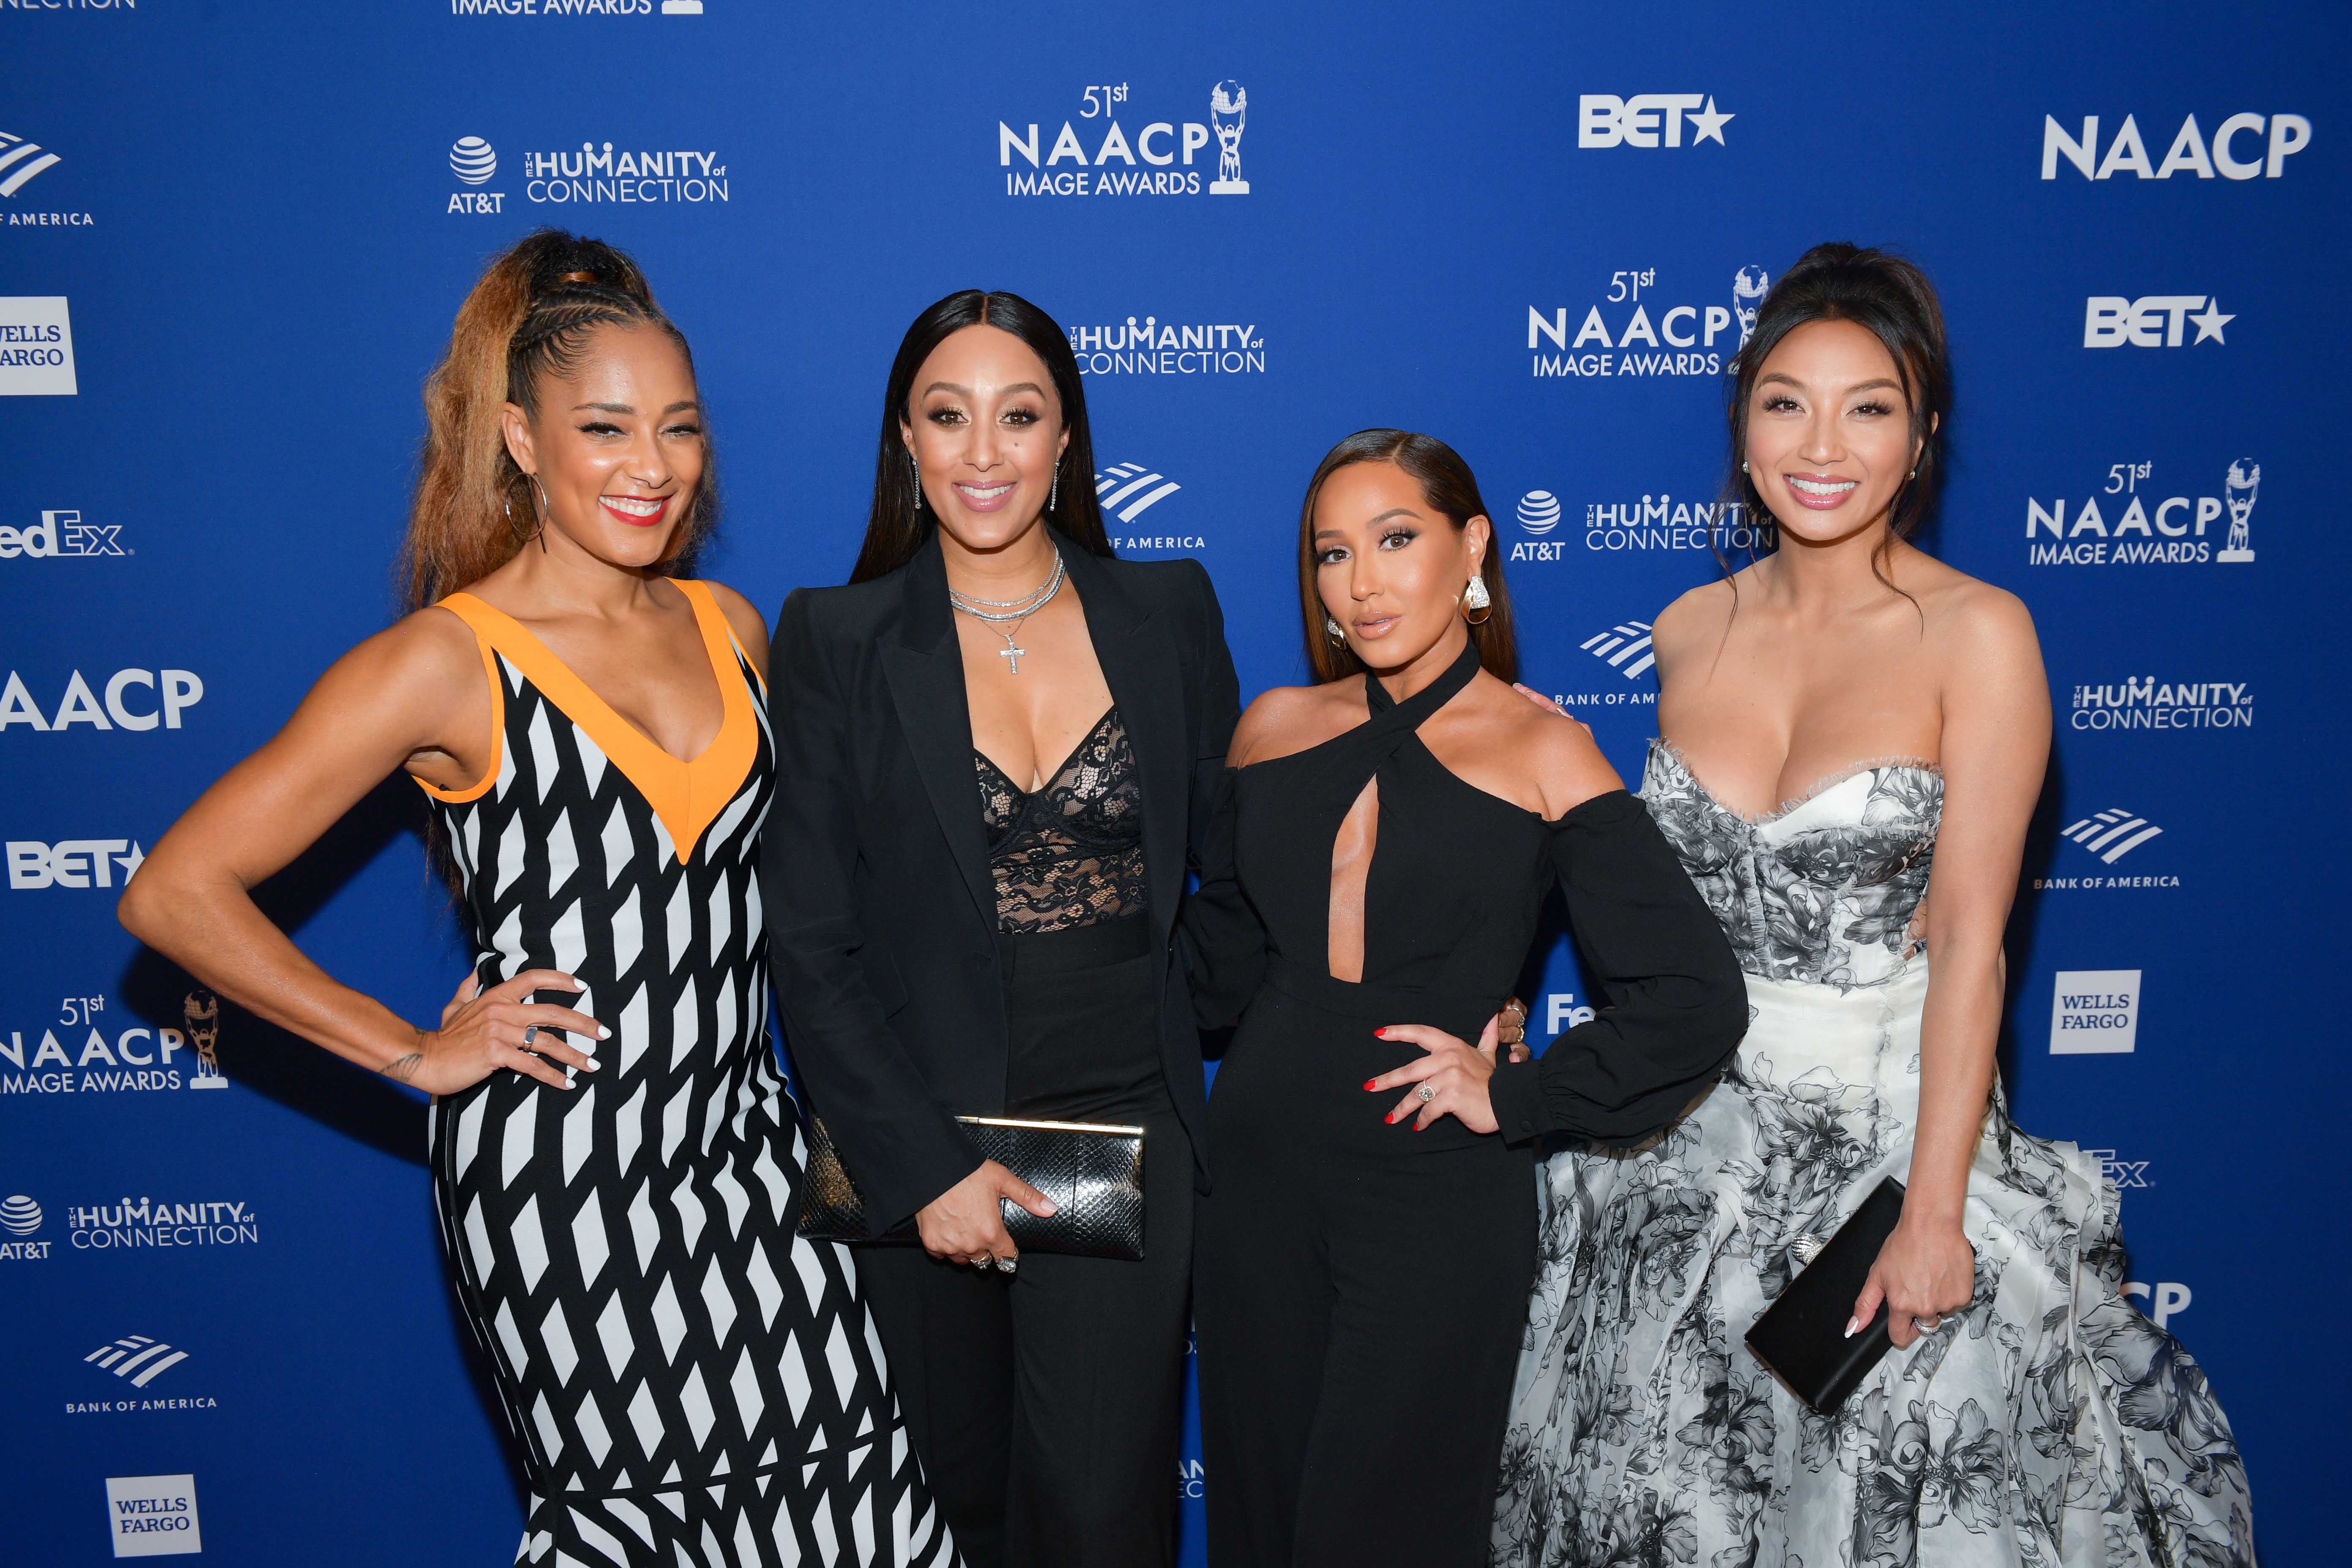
[
  {"x1": 1049, "y1": 461, "x2": 1060, "y2": 516},
  {"x1": 909, "y1": 452, "x2": 923, "y2": 512},
  {"x1": 1463, "y1": 575, "x2": 1492, "y2": 612},
  {"x1": 1324, "y1": 617, "x2": 1345, "y2": 645}
]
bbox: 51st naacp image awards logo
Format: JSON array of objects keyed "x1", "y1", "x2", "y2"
[
  {"x1": 1529, "y1": 265, "x2": 1767, "y2": 379},
  {"x1": 0, "y1": 296, "x2": 76, "y2": 396},
  {"x1": 1, "y1": 990, "x2": 229, "y2": 1096},
  {"x1": 2026, "y1": 459, "x2": 2259, "y2": 567},
  {"x1": 2042, "y1": 112, "x2": 2311, "y2": 182},
  {"x1": 999, "y1": 79, "x2": 1253, "y2": 199}
]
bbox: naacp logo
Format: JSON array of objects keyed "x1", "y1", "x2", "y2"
[
  {"x1": 1067, "y1": 315, "x2": 1265, "y2": 377},
  {"x1": 2124, "y1": 1280, "x2": 2193, "y2": 1330},
  {"x1": 2043, "y1": 113, "x2": 2312, "y2": 181},
  {"x1": 2050, "y1": 969, "x2": 2139, "y2": 1055},
  {"x1": 2082, "y1": 295, "x2": 2230, "y2": 347},
  {"x1": 0, "y1": 297, "x2": 76, "y2": 396},
  {"x1": 517, "y1": 142, "x2": 728, "y2": 206},
  {"x1": 2, "y1": 668, "x2": 205, "y2": 731},
  {"x1": 1578, "y1": 95, "x2": 1733, "y2": 148},
  {"x1": 999, "y1": 79, "x2": 1254, "y2": 198},
  {"x1": 1530, "y1": 266, "x2": 1767, "y2": 379},
  {"x1": 3, "y1": 992, "x2": 224, "y2": 1095},
  {"x1": 1, "y1": 510, "x2": 127, "y2": 559},
  {"x1": 2026, "y1": 459, "x2": 2259, "y2": 567},
  {"x1": 2070, "y1": 676, "x2": 2251, "y2": 732},
  {"x1": 1516, "y1": 492, "x2": 1562, "y2": 536}
]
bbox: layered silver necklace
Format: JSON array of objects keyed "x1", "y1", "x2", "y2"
[{"x1": 948, "y1": 547, "x2": 1065, "y2": 674}]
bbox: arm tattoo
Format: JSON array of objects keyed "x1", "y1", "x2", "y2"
[{"x1": 382, "y1": 1052, "x2": 424, "y2": 1083}]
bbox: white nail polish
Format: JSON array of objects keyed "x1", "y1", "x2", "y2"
[
  {"x1": 597, "y1": 1025, "x2": 611, "y2": 1040},
  {"x1": 1843, "y1": 1317, "x2": 1861, "y2": 1338}
]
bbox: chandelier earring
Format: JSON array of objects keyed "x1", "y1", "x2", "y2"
[{"x1": 1324, "y1": 617, "x2": 1346, "y2": 646}]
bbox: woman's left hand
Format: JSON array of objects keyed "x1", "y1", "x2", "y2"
[
  {"x1": 1851, "y1": 1212, "x2": 1976, "y2": 1348},
  {"x1": 1364, "y1": 1016, "x2": 1500, "y2": 1133}
]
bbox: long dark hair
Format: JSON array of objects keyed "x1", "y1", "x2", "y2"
[
  {"x1": 404, "y1": 229, "x2": 713, "y2": 610},
  {"x1": 1720, "y1": 242, "x2": 1950, "y2": 599},
  {"x1": 1296, "y1": 430, "x2": 1518, "y2": 685},
  {"x1": 848, "y1": 289, "x2": 1113, "y2": 584}
]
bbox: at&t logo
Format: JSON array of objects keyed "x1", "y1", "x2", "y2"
[
  {"x1": 1577, "y1": 95, "x2": 1733, "y2": 148},
  {"x1": 2043, "y1": 112, "x2": 2311, "y2": 181},
  {"x1": 2082, "y1": 294, "x2": 2230, "y2": 348},
  {"x1": 1, "y1": 510, "x2": 128, "y2": 559},
  {"x1": 2025, "y1": 459, "x2": 2258, "y2": 566},
  {"x1": 999, "y1": 79, "x2": 1251, "y2": 199},
  {"x1": 1, "y1": 1195, "x2": 49, "y2": 1260},
  {"x1": 446, "y1": 135, "x2": 504, "y2": 215},
  {"x1": 1529, "y1": 266, "x2": 1766, "y2": 380}
]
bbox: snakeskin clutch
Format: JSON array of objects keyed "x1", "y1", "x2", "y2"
[{"x1": 797, "y1": 1115, "x2": 1146, "y2": 1261}]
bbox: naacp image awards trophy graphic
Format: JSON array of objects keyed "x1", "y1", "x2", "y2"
[{"x1": 1210, "y1": 80, "x2": 1249, "y2": 194}]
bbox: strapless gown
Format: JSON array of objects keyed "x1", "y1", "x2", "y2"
[{"x1": 1492, "y1": 740, "x2": 2253, "y2": 1568}]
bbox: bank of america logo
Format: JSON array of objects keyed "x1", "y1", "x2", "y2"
[
  {"x1": 85, "y1": 1334, "x2": 189, "y2": 1388},
  {"x1": 2062, "y1": 807, "x2": 2163, "y2": 863},
  {"x1": 1518, "y1": 491, "x2": 1562, "y2": 536},
  {"x1": 0, "y1": 1194, "x2": 40, "y2": 1234},
  {"x1": 1580, "y1": 620, "x2": 1655, "y2": 679},
  {"x1": 449, "y1": 136, "x2": 496, "y2": 186},
  {"x1": 1095, "y1": 462, "x2": 1181, "y2": 524},
  {"x1": 0, "y1": 133, "x2": 63, "y2": 199}
]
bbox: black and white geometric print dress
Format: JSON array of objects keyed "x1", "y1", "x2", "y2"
[
  {"x1": 416, "y1": 583, "x2": 957, "y2": 1568},
  {"x1": 1493, "y1": 739, "x2": 2254, "y2": 1568}
]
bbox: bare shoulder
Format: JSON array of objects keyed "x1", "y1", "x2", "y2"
[
  {"x1": 1229, "y1": 680, "x2": 1363, "y2": 768},
  {"x1": 344, "y1": 604, "x2": 486, "y2": 692},
  {"x1": 698, "y1": 578, "x2": 773, "y2": 675},
  {"x1": 1914, "y1": 563, "x2": 2039, "y2": 666},
  {"x1": 1650, "y1": 577, "x2": 1737, "y2": 662},
  {"x1": 1477, "y1": 674, "x2": 1625, "y2": 818}
]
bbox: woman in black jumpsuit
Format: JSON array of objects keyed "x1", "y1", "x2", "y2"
[{"x1": 1185, "y1": 431, "x2": 1746, "y2": 1567}]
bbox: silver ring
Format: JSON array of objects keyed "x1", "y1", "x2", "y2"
[
  {"x1": 1416, "y1": 1083, "x2": 1436, "y2": 1103},
  {"x1": 995, "y1": 1256, "x2": 1017, "y2": 1274},
  {"x1": 521, "y1": 1024, "x2": 540, "y2": 1051},
  {"x1": 1917, "y1": 1315, "x2": 1942, "y2": 1333}
]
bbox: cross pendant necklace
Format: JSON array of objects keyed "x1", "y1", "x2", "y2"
[{"x1": 996, "y1": 635, "x2": 1026, "y2": 673}]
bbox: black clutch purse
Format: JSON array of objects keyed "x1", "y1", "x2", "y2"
[
  {"x1": 1745, "y1": 1177, "x2": 1906, "y2": 1414},
  {"x1": 797, "y1": 1115, "x2": 1146, "y2": 1262}
]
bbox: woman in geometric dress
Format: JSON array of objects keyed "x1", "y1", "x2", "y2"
[
  {"x1": 120, "y1": 230, "x2": 956, "y2": 1567},
  {"x1": 1493, "y1": 245, "x2": 2252, "y2": 1568}
]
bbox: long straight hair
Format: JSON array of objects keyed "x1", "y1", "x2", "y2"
[
  {"x1": 1295, "y1": 430, "x2": 1518, "y2": 684},
  {"x1": 1716, "y1": 242, "x2": 1951, "y2": 604},
  {"x1": 848, "y1": 290, "x2": 1113, "y2": 584}
]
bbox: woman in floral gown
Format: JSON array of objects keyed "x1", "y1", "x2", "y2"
[{"x1": 1492, "y1": 245, "x2": 2252, "y2": 1568}]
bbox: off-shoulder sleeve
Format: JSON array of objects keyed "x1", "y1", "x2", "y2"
[
  {"x1": 1486, "y1": 789, "x2": 1748, "y2": 1145},
  {"x1": 1175, "y1": 766, "x2": 1266, "y2": 1029}
]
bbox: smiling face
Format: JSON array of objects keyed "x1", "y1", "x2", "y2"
[
  {"x1": 1742, "y1": 317, "x2": 1925, "y2": 547},
  {"x1": 1312, "y1": 459, "x2": 1490, "y2": 672},
  {"x1": 501, "y1": 321, "x2": 705, "y2": 570},
  {"x1": 901, "y1": 324, "x2": 1070, "y2": 556}
]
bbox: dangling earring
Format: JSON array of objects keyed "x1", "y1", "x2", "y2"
[
  {"x1": 529, "y1": 476, "x2": 551, "y2": 551},
  {"x1": 508, "y1": 478, "x2": 546, "y2": 547},
  {"x1": 1462, "y1": 574, "x2": 1493, "y2": 625},
  {"x1": 1048, "y1": 461, "x2": 1060, "y2": 517},
  {"x1": 909, "y1": 452, "x2": 924, "y2": 512},
  {"x1": 1324, "y1": 617, "x2": 1346, "y2": 646},
  {"x1": 1741, "y1": 460, "x2": 1749, "y2": 473}
]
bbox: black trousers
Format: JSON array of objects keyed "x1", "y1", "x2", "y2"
[
  {"x1": 858, "y1": 917, "x2": 1193, "y2": 1568},
  {"x1": 1195, "y1": 964, "x2": 1537, "y2": 1568}
]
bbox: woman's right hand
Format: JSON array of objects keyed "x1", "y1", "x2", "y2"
[
  {"x1": 384, "y1": 968, "x2": 605, "y2": 1094},
  {"x1": 915, "y1": 1160, "x2": 1058, "y2": 1268}
]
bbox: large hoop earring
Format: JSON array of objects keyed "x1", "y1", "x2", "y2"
[
  {"x1": 1462, "y1": 574, "x2": 1493, "y2": 625},
  {"x1": 507, "y1": 478, "x2": 546, "y2": 547},
  {"x1": 909, "y1": 452, "x2": 924, "y2": 512}
]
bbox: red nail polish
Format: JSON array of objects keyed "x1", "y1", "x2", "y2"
[{"x1": 1362, "y1": 1079, "x2": 1377, "y2": 1091}]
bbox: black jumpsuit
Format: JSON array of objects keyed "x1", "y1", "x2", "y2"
[{"x1": 1185, "y1": 642, "x2": 1745, "y2": 1568}]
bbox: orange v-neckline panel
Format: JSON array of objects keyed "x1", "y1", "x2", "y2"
[{"x1": 426, "y1": 581, "x2": 757, "y2": 865}]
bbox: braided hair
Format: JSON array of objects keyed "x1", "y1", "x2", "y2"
[{"x1": 402, "y1": 230, "x2": 715, "y2": 609}]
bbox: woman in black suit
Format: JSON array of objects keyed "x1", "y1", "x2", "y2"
[{"x1": 763, "y1": 290, "x2": 1236, "y2": 1568}]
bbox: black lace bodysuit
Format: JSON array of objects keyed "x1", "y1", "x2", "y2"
[{"x1": 973, "y1": 707, "x2": 1149, "y2": 934}]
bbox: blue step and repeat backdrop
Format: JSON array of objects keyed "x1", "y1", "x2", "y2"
[{"x1": 4, "y1": 2, "x2": 2344, "y2": 1563}]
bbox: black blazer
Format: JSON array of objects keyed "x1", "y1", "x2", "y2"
[{"x1": 764, "y1": 534, "x2": 1241, "y2": 1231}]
